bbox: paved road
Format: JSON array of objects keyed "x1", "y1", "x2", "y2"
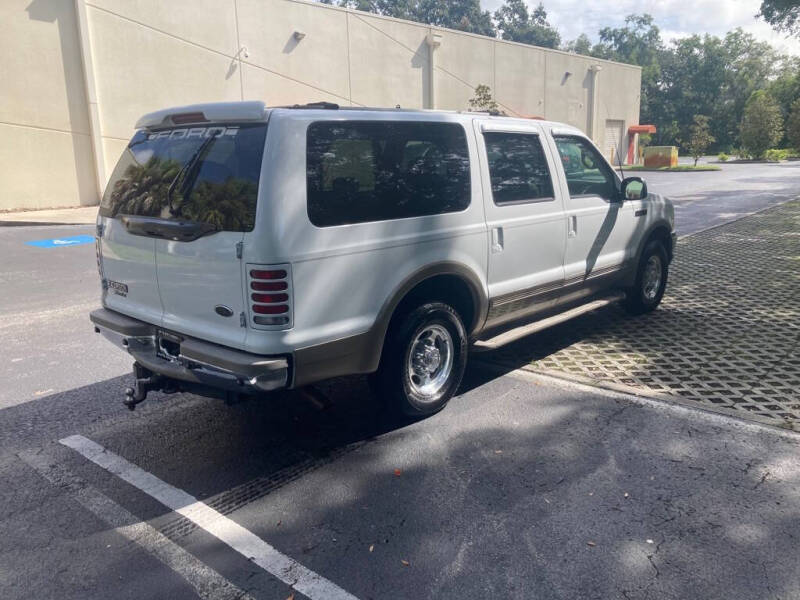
[
  {"x1": 641, "y1": 161, "x2": 800, "y2": 235},
  {"x1": 1, "y1": 167, "x2": 799, "y2": 599}
]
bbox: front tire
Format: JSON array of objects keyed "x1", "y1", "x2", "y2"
[
  {"x1": 624, "y1": 240, "x2": 669, "y2": 315},
  {"x1": 375, "y1": 302, "x2": 468, "y2": 418}
]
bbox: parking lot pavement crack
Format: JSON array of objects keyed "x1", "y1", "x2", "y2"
[{"x1": 752, "y1": 470, "x2": 772, "y2": 490}]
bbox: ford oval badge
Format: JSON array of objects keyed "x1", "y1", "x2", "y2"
[{"x1": 215, "y1": 305, "x2": 234, "y2": 318}]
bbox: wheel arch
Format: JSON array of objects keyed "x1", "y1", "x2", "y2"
[
  {"x1": 623, "y1": 220, "x2": 673, "y2": 288},
  {"x1": 639, "y1": 221, "x2": 674, "y2": 261},
  {"x1": 380, "y1": 262, "x2": 488, "y2": 335}
]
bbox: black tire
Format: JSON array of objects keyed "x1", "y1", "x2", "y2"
[
  {"x1": 375, "y1": 302, "x2": 468, "y2": 418},
  {"x1": 624, "y1": 240, "x2": 669, "y2": 315}
]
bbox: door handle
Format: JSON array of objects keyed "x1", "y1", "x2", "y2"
[
  {"x1": 491, "y1": 227, "x2": 504, "y2": 253},
  {"x1": 568, "y1": 215, "x2": 577, "y2": 238}
]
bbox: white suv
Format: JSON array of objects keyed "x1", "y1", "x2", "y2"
[{"x1": 91, "y1": 101, "x2": 675, "y2": 417}]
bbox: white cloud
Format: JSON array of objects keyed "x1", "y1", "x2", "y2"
[{"x1": 482, "y1": 0, "x2": 800, "y2": 55}]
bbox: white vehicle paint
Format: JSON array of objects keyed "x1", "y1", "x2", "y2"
[{"x1": 91, "y1": 101, "x2": 675, "y2": 416}]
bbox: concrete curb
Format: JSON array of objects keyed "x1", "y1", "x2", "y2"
[
  {"x1": 0, "y1": 206, "x2": 98, "y2": 227},
  {"x1": 471, "y1": 358, "x2": 798, "y2": 435}
]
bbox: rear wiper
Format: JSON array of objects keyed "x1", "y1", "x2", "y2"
[
  {"x1": 121, "y1": 216, "x2": 221, "y2": 242},
  {"x1": 166, "y1": 134, "x2": 217, "y2": 217}
]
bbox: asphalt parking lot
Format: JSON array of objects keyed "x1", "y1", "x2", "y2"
[{"x1": 1, "y1": 161, "x2": 799, "y2": 599}]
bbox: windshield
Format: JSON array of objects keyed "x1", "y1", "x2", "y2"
[{"x1": 99, "y1": 123, "x2": 268, "y2": 231}]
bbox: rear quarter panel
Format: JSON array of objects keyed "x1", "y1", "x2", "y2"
[{"x1": 241, "y1": 111, "x2": 488, "y2": 356}]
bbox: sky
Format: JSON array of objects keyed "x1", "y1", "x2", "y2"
[{"x1": 481, "y1": 0, "x2": 800, "y2": 56}]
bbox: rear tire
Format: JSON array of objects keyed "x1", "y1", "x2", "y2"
[
  {"x1": 375, "y1": 302, "x2": 467, "y2": 418},
  {"x1": 624, "y1": 240, "x2": 669, "y2": 315}
]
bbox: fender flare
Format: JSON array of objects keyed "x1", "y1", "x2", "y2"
[
  {"x1": 625, "y1": 219, "x2": 674, "y2": 286},
  {"x1": 373, "y1": 261, "x2": 489, "y2": 341}
]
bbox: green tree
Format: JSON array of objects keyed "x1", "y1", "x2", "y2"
[
  {"x1": 685, "y1": 115, "x2": 715, "y2": 165},
  {"x1": 564, "y1": 33, "x2": 592, "y2": 55},
  {"x1": 787, "y1": 98, "x2": 800, "y2": 150},
  {"x1": 494, "y1": 1, "x2": 561, "y2": 49},
  {"x1": 655, "y1": 29, "x2": 780, "y2": 150},
  {"x1": 591, "y1": 15, "x2": 664, "y2": 131},
  {"x1": 740, "y1": 90, "x2": 783, "y2": 158},
  {"x1": 758, "y1": 0, "x2": 800, "y2": 36},
  {"x1": 338, "y1": 0, "x2": 495, "y2": 36},
  {"x1": 468, "y1": 84, "x2": 499, "y2": 112}
]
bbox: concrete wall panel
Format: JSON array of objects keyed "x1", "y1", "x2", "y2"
[
  {"x1": 0, "y1": 124, "x2": 96, "y2": 209},
  {"x1": 435, "y1": 31, "x2": 494, "y2": 111},
  {"x1": 237, "y1": 0, "x2": 351, "y2": 102},
  {"x1": 88, "y1": 0, "x2": 238, "y2": 56},
  {"x1": 0, "y1": 0, "x2": 89, "y2": 134},
  {"x1": 88, "y1": 6, "x2": 241, "y2": 141},
  {"x1": 347, "y1": 13, "x2": 429, "y2": 109},
  {"x1": 241, "y1": 63, "x2": 348, "y2": 107},
  {"x1": 494, "y1": 42, "x2": 546, "y2": 117},
  {"x1": 544, "y1": 52, "x2": 591, "y2": 130}
]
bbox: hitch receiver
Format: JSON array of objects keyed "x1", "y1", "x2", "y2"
[{"x1": 123, "y1": 362, "x2": 162, "y2": 410}]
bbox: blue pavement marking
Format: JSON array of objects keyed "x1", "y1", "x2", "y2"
[{"x1": 25, "y1": 235, "x2": 95, "y2": 248}]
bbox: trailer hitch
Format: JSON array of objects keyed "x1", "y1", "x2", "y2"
[{"x1": 123, "y1": 362, "x2": 164, "y2": 410}]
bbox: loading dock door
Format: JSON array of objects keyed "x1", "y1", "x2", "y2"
[{"x1": 604, "y1": 120, "x2": 625, "y2": 166}]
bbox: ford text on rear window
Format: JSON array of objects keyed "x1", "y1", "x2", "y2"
[{"x1": 99, "y1": 124, "x2": 268, "y2": 231}]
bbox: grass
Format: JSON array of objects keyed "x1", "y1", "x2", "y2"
[{"x1": 625, "y1": 164, "x2": 721, "y2": 172}]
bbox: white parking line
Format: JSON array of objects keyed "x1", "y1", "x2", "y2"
[
  {"x1": 60, "y1": 434, "x2": 360, "y2": 600},
  {"x1": 20, "y1": 449, "x2": 256, "y2": 600}
]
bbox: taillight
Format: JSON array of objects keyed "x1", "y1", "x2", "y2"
[
  {"x1": 250, "y1": 269, "x2": 286, "y2": 279},
  {"x1": 251, "y1": 293, "x2": 288, "y2": 303},
  {"x1": 248, "y1": 264, "x2": 292, "y2": 328},
  {"x1": 251, "y1": 281, "x2": 287, "y2": 291},
  {"x1": 252, "y1": 304, "x2": 288, "y2": 314}
]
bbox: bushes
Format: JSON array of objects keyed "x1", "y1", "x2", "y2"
[
  {"x1": 717, "y1": 152, "x2": 729, "y2": 162},
  {"x1": 765, "y1": 148, "x2": 789, "y2": 162}
]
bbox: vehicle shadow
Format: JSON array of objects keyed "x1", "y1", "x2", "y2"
[{"x1": 11, "y1": 368, "x2": 799, "y2": 599}]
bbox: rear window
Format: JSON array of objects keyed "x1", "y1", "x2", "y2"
[
  {"x1": 306, "y1": 121, "x2": 471, "y2": 227},
  {"x1": 99, "y1": 124, "x2": 268, "y2": 231}
]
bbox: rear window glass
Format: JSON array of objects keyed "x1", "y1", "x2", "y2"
[
  {"x1": 306, "y1": 121, "x2": 471, "y2": 227},
  {"x1": 99, "y1": 124, "x2": 268, "y2": 231}
]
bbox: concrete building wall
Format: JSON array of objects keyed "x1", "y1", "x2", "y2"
[{"x1": 0, "y1": 0, "x2": 641, "y2": 212}]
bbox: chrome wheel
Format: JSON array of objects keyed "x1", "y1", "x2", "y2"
[
  {"x1": 406, "y1": 324, "x2": 454, "y2": 400},
  {"x1": 642, "y1": 255, "x2": 662, "y2": 301}
]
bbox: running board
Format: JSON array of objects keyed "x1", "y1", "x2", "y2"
[{"x1": 472, "y1": 292, "x2": 625, "y2": 351}]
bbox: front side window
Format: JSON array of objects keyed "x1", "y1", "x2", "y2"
[
  {"x1": 553, "y1": 136, "x2": 618, "y2": 201},
  {"x1": 306, "y1": 121, "x2": 471, "y2": 227},
  {"x1": 483, "y1": 132, "x2": 554, "y2": 205},
  {"x1": 99, "y1": 124, "x2": 268, "y2": 231}
]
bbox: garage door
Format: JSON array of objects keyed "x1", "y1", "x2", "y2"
[{"x1": 604, "y1": 120, "x2": 625, "y2": 166}]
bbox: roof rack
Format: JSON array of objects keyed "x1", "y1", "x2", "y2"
[{"x1": 287, "y1": 101, "x2": 340, "y2": 110}]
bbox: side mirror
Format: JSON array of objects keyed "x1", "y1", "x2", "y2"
[{"x1": 620, "y1": 176, "x2": 648, "y2": 201}]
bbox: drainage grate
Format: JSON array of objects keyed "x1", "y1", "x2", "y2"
[
  {"x1": 158, "y1": 443, "x2": 363, "y2": 540},
  {"x1": 483, "y1": 200, "x2": 800, "y2": 424}
]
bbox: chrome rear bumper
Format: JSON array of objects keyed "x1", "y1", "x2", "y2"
[{"x1": 90, "y1": 308, "x2": 289, "y2": 393}]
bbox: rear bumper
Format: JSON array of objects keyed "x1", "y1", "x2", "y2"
[{"x1": 90, "y1": 308, "x2": 289, "y2": 393}]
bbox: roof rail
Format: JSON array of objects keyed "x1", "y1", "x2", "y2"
[{"x1": 288, "y1": 101, "x2": 340, "y2": 110}]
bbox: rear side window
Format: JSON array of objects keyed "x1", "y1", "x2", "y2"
[
  {"x1": 99, "y1": 124, "x2": 268, "y2": 231},
  {"x1": 306, "y1": 121, "x2": 471, "y2": 227},
  {"x1": 483, "y1": 132, "x2": 554, "y2": 205}
]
